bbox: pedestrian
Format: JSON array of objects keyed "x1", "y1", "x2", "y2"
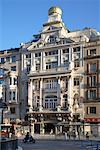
[
  {"x1": 73, "y1": 131, "x2": 76, "y2": 140},
  {"x1": 65, "y1": 132, "x2": 67, "y2": 140},
  {"x1": 67, "y1": 131, "x2": 70, "y2": 139},
  {"x1": 86, "y1": 132, "x2": 89, "y2": 140}
]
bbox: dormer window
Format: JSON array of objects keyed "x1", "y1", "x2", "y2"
[{"x1": 49, "y1": 35, "x2": 56, "y2": 43}]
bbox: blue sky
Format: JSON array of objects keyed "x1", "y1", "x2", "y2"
[{"x1": 0, "y1": 0, "x2": 100, "y2": 50}]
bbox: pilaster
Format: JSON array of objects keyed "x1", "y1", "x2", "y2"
[
  {"x1": 57, "y1": 77, "x2": 61, "y2": 106},
  {"x1": 39, "y1": 78, "x2": 43, "y2": 111},
  {"x1": 28, "y1": 79, "x2": 33, "y2": 112}
]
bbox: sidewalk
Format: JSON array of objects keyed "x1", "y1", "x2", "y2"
[
  {"x1": 18, "y1": 134, "x2": 100, "y2": 141},
  {"x1": 16, "y1": 146, "x2": 23, "y2": 150}
]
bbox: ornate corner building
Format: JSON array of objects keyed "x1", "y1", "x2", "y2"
[{"x1": 0, "y1": 6, "x2": 100, "y2": 136}]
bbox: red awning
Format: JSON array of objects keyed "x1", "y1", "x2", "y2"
[{"x1": 84, "y1": 118, "x2": 100, "y2": 123}]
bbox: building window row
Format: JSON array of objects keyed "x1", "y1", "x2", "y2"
[
  {"x1": 87, "y1": 49, "x2": 96, "y2": 56},
  {"x1": 9, "y1": 90, "x2": 16, "y2": 101},
  {"x1": 87, "y1": 106, "x2": 96, "y2": 114},
  {"x1": 9, "y1": 77, "x2": 17, "y2": 85},
  {"x1": 0, "y1": 56, "x2": 16, "y2": 64}
]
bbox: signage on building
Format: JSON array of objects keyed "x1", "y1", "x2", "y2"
[{"x1": 84, "y1": 118, "x2": 100, "y2": 123}]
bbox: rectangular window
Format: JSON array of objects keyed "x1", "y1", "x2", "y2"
[
  {"x1": 1, "y1": 58, "x2": 5, "y2": 64},
  {"x1": 6, "y1": 57, "x2": 10, "y2": 62},
  {"x1": 87, "y1": 77, "x2": 89, "y2": 86},
  {"x1": 0, "y1": 68, "x2": 4, "y2": 76},
  {"x1": 90, "y1": 107, "x2": 96, "y2": 114},
  {"x1": 74, "y1": 78, "x2": 79, "y2": 86},
  {"x1": 0, "y1": 80, "x2": 4, "y2": 85},
  {"x1": 12, "y1": 91, "x2": 16, "y2": 100},
  {"x1": 87, "y1": 76, "x2": 96, "y2": 87},
  {"x1": 89, "y1": 63, "x2": 96, "y2": 73},
  {"x1": 90, "y1": 49, "x2": 96, "y2": 55},
  {"x1": 36, "y1": 64, "x2": 40, "y2": 71},
  {"x1": 11, "y1": 66, "x2": 16, "y2": 71},
  {"x1": 62, "y1": 49, "x2": 69, "y2": 54},
  {"x1": 27, "y1": 65, "x2": 31, "y2": 73},
  {"x1": 9, "y1": 91, "x2": 11, "y2": 100},
  {"x1": 90, "y1": 76, "x2": 96, "y2": 87},
  {"x1": 87, "y1": 50, "x2": 88, "y2": 56},
  {"x1": 46, "y1": 62, "x2": 58, "y2": 70},
  {"x1": 12, "y1": 56, "x2": 16, "y2": 62},
  {"x1": 87, "y1": 90, "x2": 96, "y2": 99},
  {"x1": 13, "y1": 78, "x2": 17, "y2": 85},
  {"x1": 86, "y1": 107, "x2": 89, "y2": 114},
  {"x1": 10, "y1": 77, "x2": 12, "y2": 85},
  {"x1": 74, "y1": 61, "x2": 80, "y2": 67},
  {"x1": 34, "y1": 81, "x2": 40, "y2": 90},
  {"x1": 35, "y1": 52, "x2": 41, "y2": 57},
  {"x1": 73, "y1": 47, "x2": 80, "y2": 52},
  {"x1": 10, "y1": 107, "x2": 16, "y2": 114},
  {"x1": 26, "y1": 53, "x2": 31, "y2": 58},
  {"x1": 45, "y1": 50, "x2": 58, "y2": 56}
]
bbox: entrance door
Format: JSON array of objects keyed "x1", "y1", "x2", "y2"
[
  {"x1": 34, "y1": 124, "x2": 40, "y2": 134},
  {"x1": 44, "y1": 123, "x2": 55, "y2": 134},
  {"x1": 91, "y1": 124, "x2": 98, "y2": 136}
]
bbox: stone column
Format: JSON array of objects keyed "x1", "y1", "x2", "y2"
[
  {"x1": 40, "y1": 52, "x2": 43, "y2": 71},
  {"x1": 80, "y1": 45, "x2": 83, "y2": 67},
  {"x1": 24, "y1": 54, "x2": 26, "y2": 71},
  {"x1": 61, "y1": 49, "x2": 63, "y2": 65},
  {"x1": 21, "y1": 54, "x2": 24, "y2": 71},
  {"x1": 69, "y1": 76, "x2": 73, "y2": 112},
  {"x1": 28, "y1": 79, "x2": 33, "y2": 112},
  {"x1": 43, "y1": 51, "x2": 46, "y2": 70},
  {"x1": 69, "y1": 47, "x2": 72, "y2": 69},
  {"x1": 71, "y1": 47, "x2": 74, "y2": 69},
  {"x1": 39, "y1": 78, "x2": 43, "y2": 111},
  {"x1": 60, "y1": 79, "x2": 63, "y2": 107},
  {"x1": 58, "y1": 49, "x2": 61, "y2": 67},
  {"x1": 31, "y1": 123, "x2": 34, "y2": 135},
  {"x1": 16, "y1": 88, "x2": 17, "y2": 103},
  {"x1": 57, "y1": 77, "x2": 61, "y2": 106},
  {"x1": 60, "y1": 126, "x2": 62, "y2": 133},
  {"x1": 31, "y1": 53, "x2": 35, "y2": 71}
]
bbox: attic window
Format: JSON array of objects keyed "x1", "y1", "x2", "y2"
[{"x1": 49, "y1": 35, "x2": 56, "y2": 43}]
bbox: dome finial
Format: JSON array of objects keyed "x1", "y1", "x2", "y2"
[{"x1": 48, "y1": 6, "x2": 62, "y2": 16}]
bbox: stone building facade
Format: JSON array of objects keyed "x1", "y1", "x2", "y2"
[
  {"x1": 0, "y1": 6, "x2": 100, "y2": 136},
  {"x1": 83, "y1": 39, "x2": 100, "y2": 136},
  {"x1": 0, "y1": 48, "x2": 21, "y2": 124}
]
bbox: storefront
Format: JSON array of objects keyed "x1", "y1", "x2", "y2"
[
  {"x1": 27, "y1": 111, "x2": 70, "y2": 135},
  {"x1": 84, "y1": 118, "x2": 100, "y2": 136}
]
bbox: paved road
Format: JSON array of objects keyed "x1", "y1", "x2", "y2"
[{"x1": 18, "y1": 139, "x2": 100, "y2": 150}]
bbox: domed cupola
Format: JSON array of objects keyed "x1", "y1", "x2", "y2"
[{"x1": 48, "y1": 6, "x2": 62, "y2": 22}]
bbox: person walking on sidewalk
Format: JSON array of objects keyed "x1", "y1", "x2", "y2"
[{"x1": 86, "y1": 132, "x2": 89, "y2": 140}]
